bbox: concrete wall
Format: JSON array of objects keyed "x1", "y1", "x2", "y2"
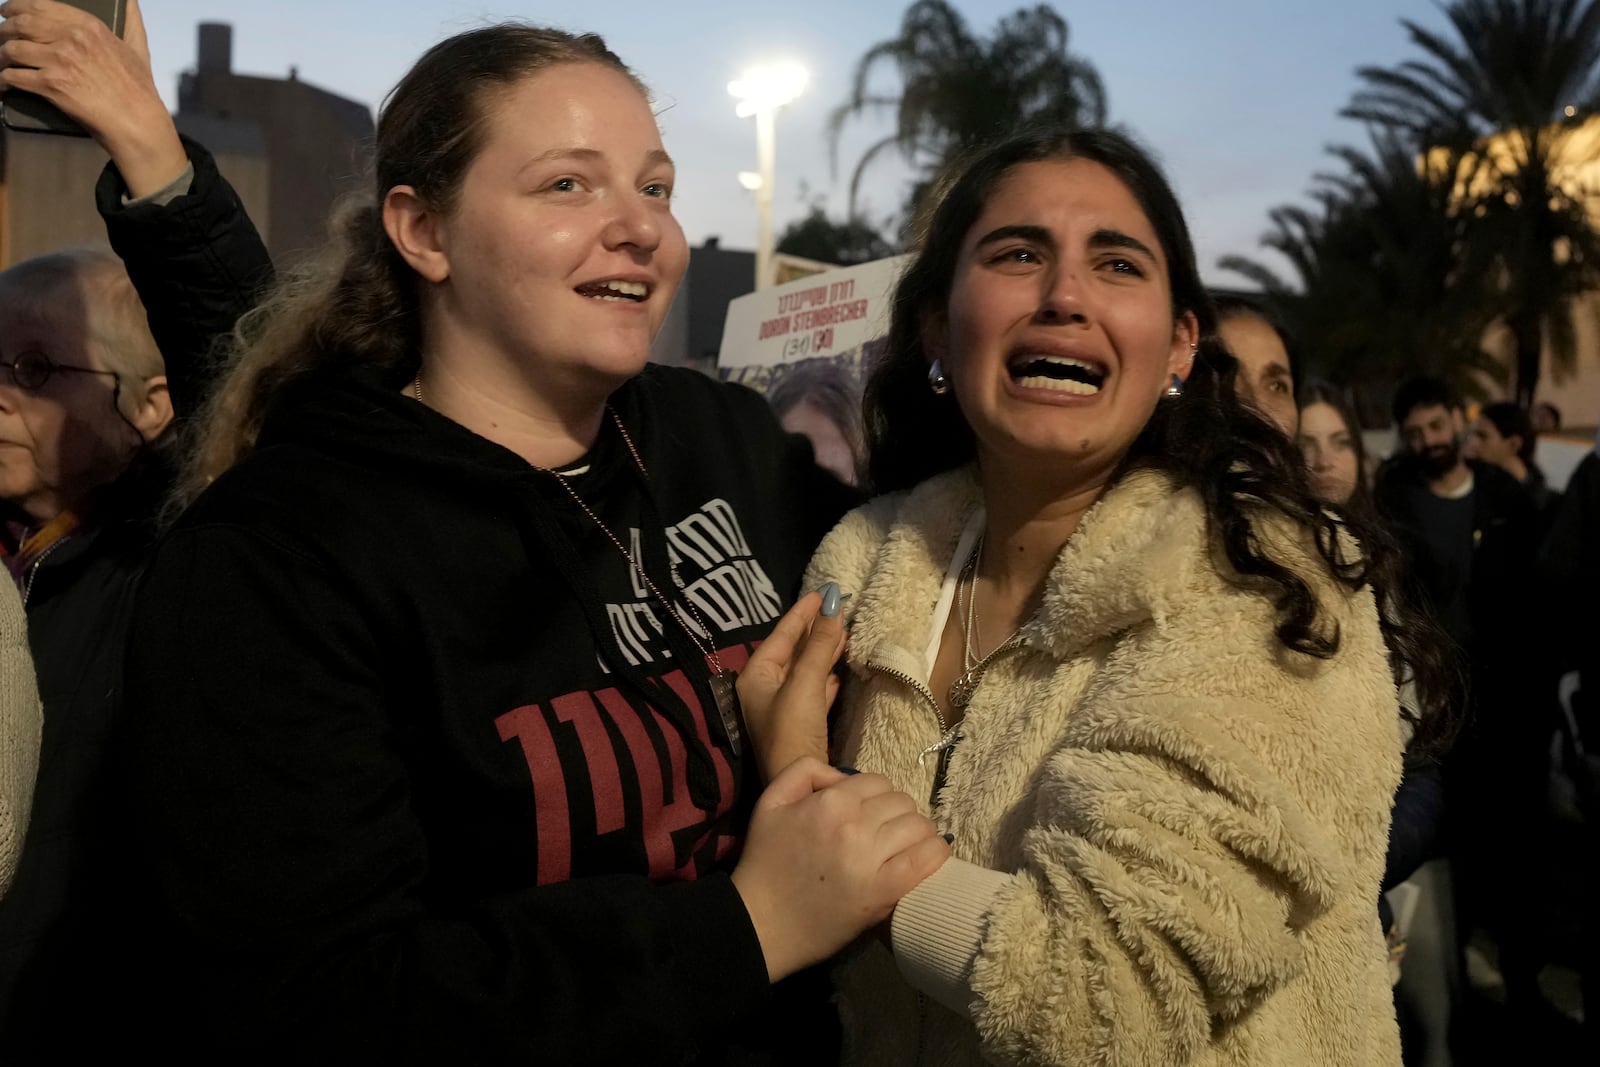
[
  {"x1": 1532, "y1": 292, "x2": 1600, "y2": 431},
  {"x1": 0, "y1": 130, "x2": 270, "y2": 268},
  {"x1": 180, "y1": 71, "x2": 370, "y2": 263}
]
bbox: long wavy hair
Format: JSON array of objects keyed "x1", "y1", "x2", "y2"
[
  {"x1": 175, "y1": 25, "x2": 644, "y2": 507},
  {"x1": 865, "y1": 125, "x2": 1457, "y2": 754}
]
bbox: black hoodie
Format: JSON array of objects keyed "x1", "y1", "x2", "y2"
[{"x1": 122, "y1": 358, "x2": 857, "y2": 1064}]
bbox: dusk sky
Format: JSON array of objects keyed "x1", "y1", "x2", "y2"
[{"x1": 140, "y1": 1, "x2": 1452, "y2": 284}]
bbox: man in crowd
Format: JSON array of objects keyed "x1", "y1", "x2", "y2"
[
  {"x1": 1377, "y1": 378, "x2": 1537, "y2": 651},
  {"x1": 1535, "y1": 432, "x2": 1598, "y2": 1053},
  {"x1": 1375, "y1": 376, "x2": 1546, "y2": 1030}
]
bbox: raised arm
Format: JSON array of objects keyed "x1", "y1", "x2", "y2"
[
  {"x1": 94, "y1": 134, "x2": 274, "y2": 420},
  {"x1": 0, "y1": 0, "x2": 273, "y2": 418}
]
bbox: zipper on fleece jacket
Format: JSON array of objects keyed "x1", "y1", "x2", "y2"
[
  {"x1": 866, "y1": 633, "x2": 1021, "y2": 809},
  {"x1": 868, "y1": 637, "x2": 1017, "y2": 1058},
  {"x1": 866, "y1": 662, "x2": 955, "y2": 809}
]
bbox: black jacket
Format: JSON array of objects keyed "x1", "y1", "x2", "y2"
[
  {"x1": 95, "y1": 136, "x2": 274, "y2": 422},
  {"x1": 0, "y1": 137, "x2": 271, "y2": 1042},
  {"x1": 1537, "y1": 451, "x2": 1599, "y2": 717},
  {"x1": 123, "y1": 361, "x2": 855, "y2": 1064},
  {"x1": 1373, "y1": 455, "x2": 1538, "y2": 664}
]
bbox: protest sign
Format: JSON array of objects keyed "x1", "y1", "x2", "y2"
[
  {"x1": 717, "y1": 254, "x2": 906, "y2": 381},
  {"x1": 717, "y1": 255, "x2": 907, "y2": 485}
]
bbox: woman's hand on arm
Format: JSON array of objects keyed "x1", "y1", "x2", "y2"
[
  {"x1": 0, "y1": 0, "x2": 186, "y2": 197},
  {"x1": 731, "y1": 758, "x2": 948, "y2": 983},
  {"x1": 736, "y1": 584, "x2": 845, "y2": 782}
]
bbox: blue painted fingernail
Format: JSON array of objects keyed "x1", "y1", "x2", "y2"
[
  {"x1": 820, "y1": 581, "x2": 841, "y2": 617},
  {"x1": 836, "y1": 765, "x2": 859, "y2": 776}
]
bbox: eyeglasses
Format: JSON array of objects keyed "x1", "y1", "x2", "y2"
[{"x1": 0, "y1": 350, "x2": 120, "y2": 392}]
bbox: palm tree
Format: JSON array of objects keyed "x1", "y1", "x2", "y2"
[
  {"x1": 828, "y1": 0, "x2": 1106, "y2": 221},
  {"x1": 1343, "y1": 0, "x2": 1600, "y2": 406},
  {"x1": 1220, "y1": 135, "x2": 1508, "y2": 418}
]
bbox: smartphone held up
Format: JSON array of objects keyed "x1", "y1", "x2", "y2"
[{"x1": 1, "y1": 0, "x2": 126, "y2": 136}]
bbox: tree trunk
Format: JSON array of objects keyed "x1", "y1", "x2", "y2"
[{"x1": 1507, "y1": 307, "x2": 1542, "y2": 409}]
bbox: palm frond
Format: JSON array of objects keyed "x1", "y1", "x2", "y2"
[
  {"x1": 1335, "y1": 0, "x2": 1600, "y2": 398},
  {"x1": 827, "y1": 0, "x2": 1109, "y2": 225}
]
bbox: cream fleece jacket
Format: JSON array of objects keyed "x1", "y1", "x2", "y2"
[
  {"x1": 2, "y1": 580, "x2": 42, "y2": 898},
  {"x1": 807, "y1": 467, "x2": 1404, "y2": 1067}
]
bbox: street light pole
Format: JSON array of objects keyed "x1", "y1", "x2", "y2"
[
  {"x1": 729, "y1": 62, "x2": 808, "y2": 290},
  {"x1": 755, "y1": 106, "x2": 776, "y2": 291}
]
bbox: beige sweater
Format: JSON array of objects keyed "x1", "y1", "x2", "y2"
[
  {"x1": 806, "y1": 467, "x2": 1404, "y2": 1067},
  {"x1": 2, "y1": 580, "x2": 42, "y2": 899}
]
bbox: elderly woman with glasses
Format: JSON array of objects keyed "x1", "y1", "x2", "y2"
[
  {"x1": 0, "y1": 246, "x2": 183, "y2": 1020},
  {"x1": 0, "y1": 0, "x2": 281, "y2": 1041}
]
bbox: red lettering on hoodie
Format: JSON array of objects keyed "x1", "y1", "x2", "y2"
[
  {"x1": 497, "y1": 642, "x2": 758, "y2": 884},
  {"x1": 495, "y1": 704, "x2": 572, "y2": 884},
  {"x1": 550, "y1": 692, "x2": 626, "y2": 834},
  {"x1": 594, "y1": 688, "x2": 706, "y2": 879}
]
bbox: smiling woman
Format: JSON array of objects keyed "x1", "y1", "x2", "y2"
[
  {"x1": 118, "y1": 22, "x2": 947, "y2": 1064},
  {"x1": 743, "y1": 126, "x2": 1457, "y2": 1066}
]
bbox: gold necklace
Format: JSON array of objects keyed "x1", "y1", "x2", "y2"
[{"x1": 411, "y1": 371, "x2": 741, "y2": 738}]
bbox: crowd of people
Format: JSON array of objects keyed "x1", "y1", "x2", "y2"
[{"x1": 0, "y1": 2, "x2": 1594, "y2": 1064}]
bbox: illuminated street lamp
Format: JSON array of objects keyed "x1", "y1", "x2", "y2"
[{"x1": 729, "y1": 62, "x2": 809, "y2": 288}]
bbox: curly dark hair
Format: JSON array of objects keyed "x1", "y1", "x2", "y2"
[{"x1": 864, "y1": 125, "x2": 1458, "y2": 755}]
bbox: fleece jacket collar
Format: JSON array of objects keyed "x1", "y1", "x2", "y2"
[{"x1": 846, "y1": 465, "x2": 1206, "y2": 675}]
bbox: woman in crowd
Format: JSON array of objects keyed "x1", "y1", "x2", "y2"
[
  {"x1": 118, "y1": 24, "x2": 945, "y2": 1063},
  {"x1": 747, "y1": 127, "x2": 1452, "y2": 1066},
  {"x1": 0, "y1": 2, "x2": 277, "y2": 1051},
  {"x1": 1212, "y1": 294, "x2": 1298, "y2": 435},
  {"x1": 1295, "y1": 381, "x2": 1374, "y2": 515},
  {"x1": 1295, "y1": 382, "x2": 1448, "y2": 993}
]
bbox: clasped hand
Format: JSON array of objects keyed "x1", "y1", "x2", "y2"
[{"x1": 737, "y1": 585, "x2": 845, "y2": 783}]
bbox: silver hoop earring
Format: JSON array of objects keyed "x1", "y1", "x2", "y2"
[
  {"x1": 928, "y1": 359, "x2": 950, "y2": 395},
  {"x1": 1165, "y1": 373, "x2": 1184, "y2": 398}
]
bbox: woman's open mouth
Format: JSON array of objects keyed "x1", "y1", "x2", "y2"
[
  {"x1": 1008, "y1": 354, "x2": 1107, "y2": 396},
  {"x1": 575, "y1": 279, "x2": 650, "y2": 303}
]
